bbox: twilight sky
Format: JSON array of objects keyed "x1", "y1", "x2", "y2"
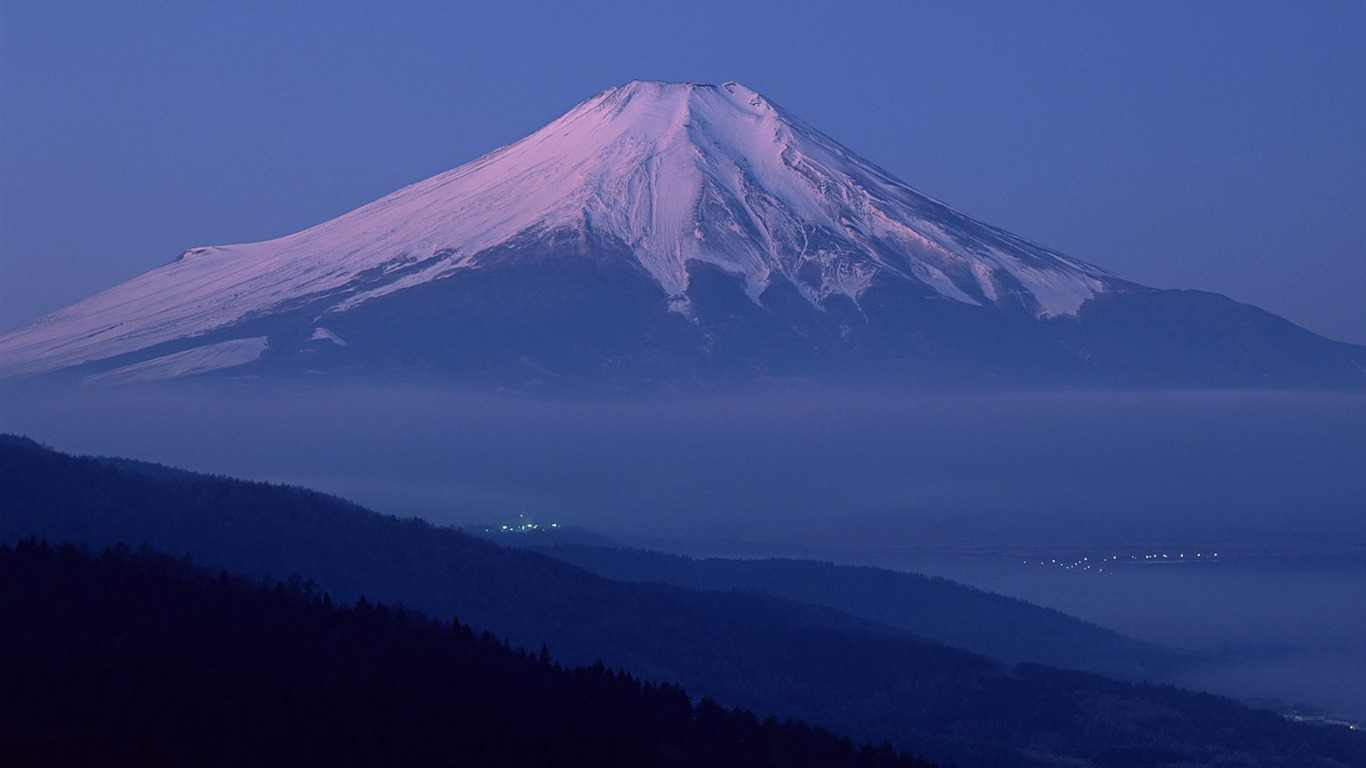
[{"x1": 2, "y1": 1, "x2": 1363, "y2": 344}]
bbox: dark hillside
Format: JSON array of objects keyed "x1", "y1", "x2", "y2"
[
  {"x1": 0, "y1": 538, "x2": 931, "y2": 768},
  {"x1": 3, "y1": 435, "x2": 1363, "y2": 767}
]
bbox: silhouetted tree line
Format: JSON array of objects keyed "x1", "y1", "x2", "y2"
[
  {"x1": 0, "y1": 538, "x2": 939, "y2": 768},
  {"x1": 3, "y1": 434, "x2": 1364, "y2": 767}
]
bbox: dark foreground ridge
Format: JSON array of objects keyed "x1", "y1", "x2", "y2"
[
  {"x1": 2, "y1": 434, "x2": 1363, "y2": 767},
  {"x1": 0, "y1": 538, "x2": 932, "y2": 768}
]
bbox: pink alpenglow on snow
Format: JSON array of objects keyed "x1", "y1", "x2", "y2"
[{"x1": 0, "y1": 81, "x2": 1118, "y2": 381}]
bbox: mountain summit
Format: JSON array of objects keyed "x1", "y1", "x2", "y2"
[{"x1": 2, "y1": 81, "x2": 1362, "y2": 387}]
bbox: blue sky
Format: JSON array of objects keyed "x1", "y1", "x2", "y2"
[{"x1": 3, "y1": 0, "x2": 1363, "y2": 343}]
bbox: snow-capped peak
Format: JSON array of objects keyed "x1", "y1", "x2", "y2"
[{"x1": 0, "y1": 81, "x2": 1117, "y2": 379}]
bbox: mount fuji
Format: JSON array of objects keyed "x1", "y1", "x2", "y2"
[{"x1": 2, "y1": 81, "x2": 1362, "y2": 388}]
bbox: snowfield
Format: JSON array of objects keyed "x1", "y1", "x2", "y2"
[{"x1": 1, "y1": 81, "x2": 1118, "y2": 379}]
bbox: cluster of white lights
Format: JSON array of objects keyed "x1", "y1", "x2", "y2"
[
  {"x1": 1023, "y1": 551, "x2": 1220, "y2": 574},
  {"x1": 482, "y1": 512, "x2": 561, "y2": 535},
  {"x1": 496, "y1": 521, "x2": 561, "y2": 533}
]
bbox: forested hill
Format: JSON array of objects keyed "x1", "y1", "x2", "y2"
[
  {"x1": 3, "y1": 434, "x2": 1364, "y2": 767},
  {"x1": 0, "y1": 538, "x2": 932, "y2": 768}
]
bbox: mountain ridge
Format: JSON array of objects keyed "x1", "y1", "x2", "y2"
[
  {"x1": 4, "y1": 434, "x2": 1364, "y2": 767},
  {"x1": 2, "y1": 81, "x2": 1362, "y2": 388}
]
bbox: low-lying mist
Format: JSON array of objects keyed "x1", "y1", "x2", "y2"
[{"x1": 4, "y1": 381, "x2": 1364, "y2": 715}]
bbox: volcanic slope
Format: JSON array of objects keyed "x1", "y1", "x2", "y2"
[{"x1": 2, "y1": 81, "x2": 1361, "y2": 387}]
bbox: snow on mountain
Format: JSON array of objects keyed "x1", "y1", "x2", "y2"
[
  {"x1": 0, "y1": 81, "x2": 1125, "y2": 380},
  {"x1": 82, "y1": 337, "x2": 270, "y2": 385}
]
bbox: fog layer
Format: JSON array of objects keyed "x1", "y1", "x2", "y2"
[{"x1": 3, "y1": 383, "x2": 1363, "y2": 714}]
